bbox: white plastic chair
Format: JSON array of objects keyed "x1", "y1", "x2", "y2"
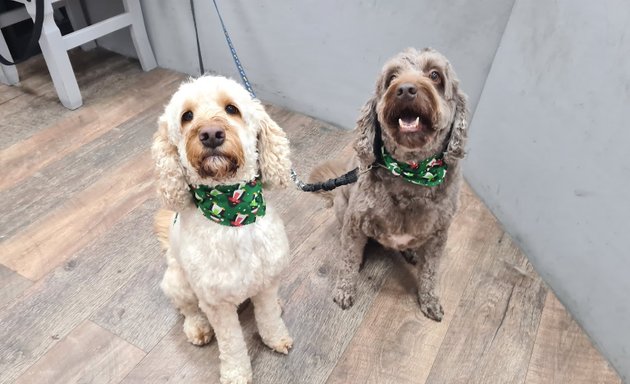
[{"x1": 0, "y1": 0, "x2": 156, "y2": 109}]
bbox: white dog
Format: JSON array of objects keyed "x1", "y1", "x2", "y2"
[{"x1": 152, "y1": 75, "x2": 293, "y2": 384}]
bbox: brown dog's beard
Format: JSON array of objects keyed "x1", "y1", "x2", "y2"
[
  {"x1": 185, "y1": 123, "x2": 245, "y2": 180},
  {"x1": 379, "y1": 79, "x2": 441, "y2": 150}
]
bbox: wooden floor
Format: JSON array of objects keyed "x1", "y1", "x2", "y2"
[{"x1": 0, "y1": 49, "x2": 621, "y2": 384}]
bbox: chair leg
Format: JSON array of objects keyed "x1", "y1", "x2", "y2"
[
  {"x1": 122, "y1": 0, "x2": 156, "y2": 71},
  {"x1": 26, "y1": 0, "x2": 82, "y2": 109},
  {"x1": 63, "y1": 0, "x2": 97, "y2": 51},
  {"x1": 0, "y1": 31, "x2": 20, "y2": 85}
]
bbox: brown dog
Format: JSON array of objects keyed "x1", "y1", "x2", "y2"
[{"x1": 310, "y1": 48, "x2": 468, "y2": 321}]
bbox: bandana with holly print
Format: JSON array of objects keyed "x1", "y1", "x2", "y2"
[
  {"x1": 190, "y1": 178, "x2": 266, "y2": 227},
  {"x1": 381, "y1": 147, "x2": 447, "y2": 187}
]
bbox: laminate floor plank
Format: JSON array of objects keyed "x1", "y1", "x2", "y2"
[
  {"x1": 14, "y1": 320, "x2": 145, "y2": 384},
  {"x1": 0, "y1": 265, "x2": 32, "y2": 309},
  {"x1": 0, "y1": 82, "x2": 180, "y2": 240},
  {"x1": 424, "y1": 229, "x2": 548, "y2": 384},
  {"x1": 0, "y1": 68, "x2": 182, "y2": 192},
  {"x1": 0, "y1": 201, "x2": 160, "y2": 384},
  {"x1": 0, "y1": 151, "x2": 154, "y2": 280},
  {"x1": 91, "y1": 253, "x2": 178, "y2": 353},
  {"x1": 524, "y1": 294, "x2": 621, "y2": 384}
]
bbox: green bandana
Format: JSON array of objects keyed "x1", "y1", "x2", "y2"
[
  {"x1": 190, "y1": 178, "x2": 266, "y2": 227},
  {"x1": 381, "y1": 147, "x2": 447, "y2": 186}
]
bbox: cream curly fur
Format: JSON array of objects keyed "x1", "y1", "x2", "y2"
[{"x1": 152, "y1": 75, "x2": 293, "y2": 384}]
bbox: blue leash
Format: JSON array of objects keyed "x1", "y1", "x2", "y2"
[
  {"x1": 211, "y1": 1, "x2": 362, "y2": 192},
  {"x1": 211, "y1": 0, "x2": 256, "y2": 99}
]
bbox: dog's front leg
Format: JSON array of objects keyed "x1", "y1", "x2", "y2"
[
  {"x1": 199, "y1": 302, "x2": 252, "y2": 384},
  {"x1": 414, "y1": 232, "x2": 447, "y2": 322},
  {"x1": 252, "y1": 283, "x2": 293, "y2": 354},
  {"x1": 333, "y1": 214, "x2": 368, "y2": 309},
  {"x1": 161, "y1": 255, "x2": 214, "y2": 346}
]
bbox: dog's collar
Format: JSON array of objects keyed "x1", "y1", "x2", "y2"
[
  {"x1": 380, "y1": 146, "x2": 447, "y2": 186},
  {"x1": 372, "y1": 118, "x2": 448, "y2": 187},
  {"x1": 189, "y1": 177, "x2": 266, "y2": 227}
]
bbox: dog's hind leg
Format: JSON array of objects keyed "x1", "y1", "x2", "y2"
[
  {"x1": 161, "y1": 252, "x2": 214, "y2": 345},
  {"x1": 413, "y1": 232, "x2": 447, "y2": 322},
  {"x1": 252, "y1": 283, "x2": 293, "y2": 354},
  {"x1": 333, "y1": 214, "x2": 368, "y2": 310},
  {"x1": 199, "y1": 302, "x2": 252, "y2": 384}
]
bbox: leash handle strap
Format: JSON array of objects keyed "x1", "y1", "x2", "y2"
[
  {"x1": 0, "y1": 0, "x2": 45, "y2": 66},
  {"x1": 297, "y1": 168, "x2": 359, "y2": 192}
]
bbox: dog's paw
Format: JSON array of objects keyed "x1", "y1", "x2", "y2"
[
  {"x1": 277, "y1": 298, "x2": 284, "y2": 315},
  {"x1": 263, "y1": 334, "x2": 293, "y2": 355},
  {"x1": 401, "y1": 250, "x2": 420, "y2": 265},
  {"x1": 333, "y1": 285, "x2": 356, "y2": 309},
  {"x1": 183, "y1": 313, "x2": 214, "y2": 346},
  {"x1": 220, "y1": 366, "x2": 253, "y2": 384},
  {"x1": 220, "y1": 373, "x2": 252, "y2": 384},
  {"x1": 418, "y1": 293, "x2": 444, "y2": 322}
]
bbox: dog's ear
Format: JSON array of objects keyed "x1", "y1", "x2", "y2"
[
  {"x1": 354, "y1": 97, "x2": 378, "y2": 168},
  {"x1": 151, "y1": 116, "x2": 192, "y2": 210},
  {"x1": 443, "y1": 61, "x2": 458, "y2": 101},
  {"x1": 444, "y1": 90, "x2": 469, "y2": 164},
  {"x1": 255, "y1": 104, "x2": 292, "y2": 189}
]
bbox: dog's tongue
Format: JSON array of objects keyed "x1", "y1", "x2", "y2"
[{"x1": 398, "y1": 116, "x2": 421, "y2": 132}]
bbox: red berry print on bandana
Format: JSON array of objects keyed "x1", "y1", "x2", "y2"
[{"x1": 381, "y1": 147, "x2": 448, "y2": 187}]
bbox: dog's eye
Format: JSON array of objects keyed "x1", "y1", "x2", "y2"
[
  {"x1": 429, "y1": 70, "x2": 441, "y2": 84},
  {"x1": 181, "y1": 111, "x2": 194, "y2": 122},
  {"x1": 386, "y1": 74, "x2": 397, "y2": 87},
  {"x1": 225, "y1": 104, "x2": 239, "y2": 115}
]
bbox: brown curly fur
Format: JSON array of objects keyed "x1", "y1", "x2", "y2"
[{"x1": 310, "y1": 48, "x2": 469, "y2": 321}]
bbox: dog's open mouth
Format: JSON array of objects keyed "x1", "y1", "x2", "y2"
[{"x1": 396, "y1": 110, "x2": 430, "y2": 133}]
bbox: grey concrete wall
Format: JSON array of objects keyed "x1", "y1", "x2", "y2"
[
  {"x1": 82, "y1": 0, "x2": 201, "y2": 75},
  {"x1": 82, "y1": 0, "x2": 516, "y2": 128},
  {"x1": 193, "y1": 0, "x2": 516, "y2": 128},
  {"x1": 465, "y1": 0, "x2": 630, "y2": 380}
]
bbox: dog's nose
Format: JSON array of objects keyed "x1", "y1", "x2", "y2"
[
  {"x1": 396, "y1": 83, "x2": 417, "y2": 99},
  {"x1": 199, "y1": 126, "x2": 225, "y2": 148}
]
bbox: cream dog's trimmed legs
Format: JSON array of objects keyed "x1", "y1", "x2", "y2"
[
  {"x1": 161, "y1": 253, "x2": 214, "y2": 345},
  {"x1": 252, "y1": 284, "x2": 293, "y2": 354},
  {"x1": 200, "y1": 302, "x2": 252, "y2": 384}
]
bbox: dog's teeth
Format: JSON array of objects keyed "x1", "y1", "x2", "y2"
[{"x1": 399, "y1": 117, "x2": 420, "y2": 131}]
